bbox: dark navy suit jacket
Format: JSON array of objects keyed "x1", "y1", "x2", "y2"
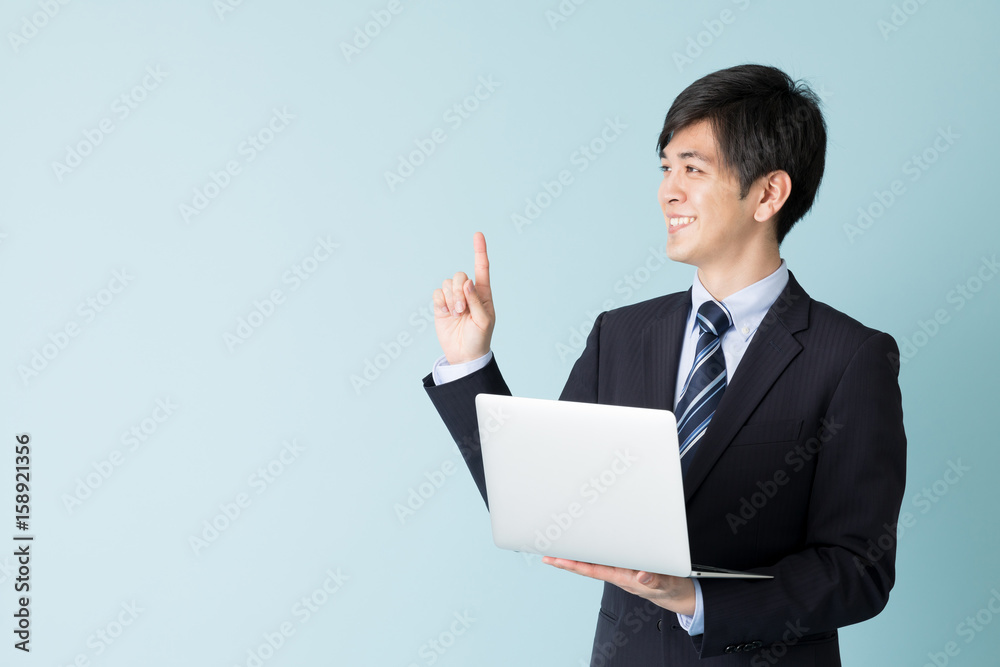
[{"x1": 422, "y1": 271, "x2": 906, "y2": 665}]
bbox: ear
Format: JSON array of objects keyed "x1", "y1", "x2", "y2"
[{"x1": 753, "y1": 170, "x2": 792, "y2": 224}]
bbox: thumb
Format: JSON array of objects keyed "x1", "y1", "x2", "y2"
[{"x1": 462, "y1": 279, "x2": 491, "y2": 330}]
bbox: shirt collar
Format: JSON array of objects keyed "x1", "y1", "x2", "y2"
[{"x1": 689, "y1": 260, "x2": 790, "y2": 341}]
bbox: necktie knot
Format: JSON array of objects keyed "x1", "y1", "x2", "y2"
[{"x1": 696, "y1": 300, "x2": 731, "y2": 338}]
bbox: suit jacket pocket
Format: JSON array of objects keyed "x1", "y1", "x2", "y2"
[
  {"x1": 597, "y1": 607, "x2": 619, "y2": 624},
  {"x1": 728, "y1": 419, "x2": 802, "y2": 447}
]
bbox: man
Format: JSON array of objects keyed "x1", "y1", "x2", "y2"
[{"x1": 421, "y1": 64, "x2": 906, "y2": 665}]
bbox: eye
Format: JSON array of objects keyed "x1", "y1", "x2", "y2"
[
  {"x1": 686, "y1": 165, "x2": 700, "y2": 173},
  {"x1": 659, "y1": 165, "x2": 670, "y2": 172}
]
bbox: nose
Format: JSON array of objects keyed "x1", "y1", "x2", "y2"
[{"x1": 658, "y1": 170, "x2": 684, "y2": 207}]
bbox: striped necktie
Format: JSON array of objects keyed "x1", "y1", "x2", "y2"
[{"x1": 675, "y1": 300, "x2": 732, "y2": 476}]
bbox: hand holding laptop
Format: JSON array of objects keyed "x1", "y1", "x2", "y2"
[{"x1": 543, "y1": 556, "x2": 698, "y2": 616}]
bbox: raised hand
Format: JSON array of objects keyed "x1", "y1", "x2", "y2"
[{"x1": 433, "y1": 231, "x2": 496, "y2": 365}]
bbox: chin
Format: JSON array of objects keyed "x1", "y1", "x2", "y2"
[{"x1": 665, "y1": 241, "x2": 689, "y2": 265}]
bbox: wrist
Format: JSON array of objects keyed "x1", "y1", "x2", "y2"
[
  {"x1": 666, "y1": 578, "x2": 697, "y2": 616},
  {"x1": 446, "y1": 349, "x2": 490, "y2": 365}
]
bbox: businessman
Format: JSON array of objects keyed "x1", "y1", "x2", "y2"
[{"x1": 422, "y1": 64, "x2": 906, "y2": 665}]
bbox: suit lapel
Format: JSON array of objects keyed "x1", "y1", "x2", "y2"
[
  {"x1": 681, "y1": 272, "x2": 811, "y2": 502},
  {"x1": 641, "y1": 290, "x2": 690, "y2": 412}
]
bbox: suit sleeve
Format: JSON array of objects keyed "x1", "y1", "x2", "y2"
[
  {"x1": 694, "y1": 331, "x2": 907, "y2": 657},
  {"x1": 559, "y1": 311, "x2": 606, "y2": 404},
  {"x1": 422, "y1": 354, "x2": 511, "y2": 508},
  {"x1": 421, "y1": 312, "x2": 607, "y2": 508}
]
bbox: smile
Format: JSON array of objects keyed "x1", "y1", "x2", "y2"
[{"x1": 668, "y1": 216, "x2": 696, "y2": 232}]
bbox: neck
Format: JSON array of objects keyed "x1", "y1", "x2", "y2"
[{"x1": 696, "y1": 247, "x2": 781, "y2": 301}]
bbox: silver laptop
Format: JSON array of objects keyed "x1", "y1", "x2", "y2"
[{"x1": 475, "y1": 394, "x2": 771, "y2": 579}]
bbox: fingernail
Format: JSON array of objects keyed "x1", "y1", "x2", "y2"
[{"x1": 638, "y1": 573, "x2": 652, "y2": 585}]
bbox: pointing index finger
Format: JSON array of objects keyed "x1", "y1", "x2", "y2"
[{"x1": 473, "y1": 231, "x2": 490, "y2": 288}]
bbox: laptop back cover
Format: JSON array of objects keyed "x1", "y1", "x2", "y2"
[{"x1": 476, "y1": 394, "x2": 693, "y2": 576}]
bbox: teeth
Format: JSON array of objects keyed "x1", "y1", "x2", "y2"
[{"x1": 670, "y1": 217, "x2": 695, "y2": 227}]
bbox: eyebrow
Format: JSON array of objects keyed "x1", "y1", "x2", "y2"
[{"x1": 659, "y1": 149, "x2": 714, "y2": 164}]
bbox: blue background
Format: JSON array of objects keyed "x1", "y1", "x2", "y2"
[{"x1": 1, "y1": 0, "x2": 997, "y2": 665}]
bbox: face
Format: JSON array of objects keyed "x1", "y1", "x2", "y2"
[{"x1": 658, "y1": 120, "x2": 764, "y2": 273}]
